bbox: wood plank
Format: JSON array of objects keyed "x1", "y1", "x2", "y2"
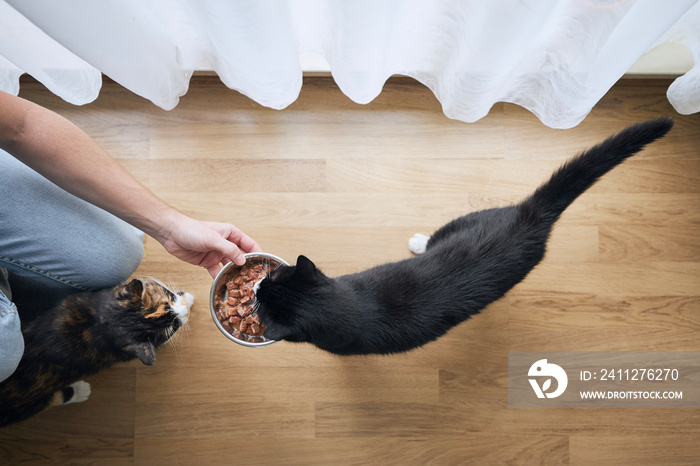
[
  {"x1": 135, "y1": 436, "x2": 569, "y2": 465},
  {"x1": 570, "y1": 435, "x2": 700, "y2": 465},
  {"x1": 1, "y1": 76, "x2": 698, "y2": 465}
]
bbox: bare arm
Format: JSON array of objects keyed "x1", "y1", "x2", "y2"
[{"x1": 0, "y1": 91, "x2": 261, "y2": 276}]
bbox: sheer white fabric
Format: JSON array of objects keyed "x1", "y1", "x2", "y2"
[{"x1": 1, "y1": 0, "x2": 698, "y2": 128}]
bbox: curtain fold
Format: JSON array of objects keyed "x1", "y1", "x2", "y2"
[{"x1": 1, "y1": 0, "x2": 698, "y2": 128}]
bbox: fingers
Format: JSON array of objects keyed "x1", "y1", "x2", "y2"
[
  {"x1": 207, "y1": 263, "x2": 222, "y2": 279},
  {"x1": 205, "y1": 227, "x2": 248, "y2": 266},
  {"x1": 225, "y1": 228, "x2": 262, "y2": 254},
  {"x1": 213, "y1": 224, "x2": 262, "y2": 265},
  {"x1": 163, "y1": 219, "x2": 260, "y2": 275},
  {"x1": 215, "y1": 237, "x2": 246, "y2": 266}
]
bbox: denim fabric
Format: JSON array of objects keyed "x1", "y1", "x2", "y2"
[
  {"x1": 0, "y1": 280, "x2": 23, "y2": 383},
  {"x1": 0, "y1": 149, "x2": 145, "y2": 381},
  {"x1": 0, "y1": 149, "x2": 144, "y2": 292}
]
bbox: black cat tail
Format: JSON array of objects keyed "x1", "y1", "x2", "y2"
[{"x1": 522, "y1": 118, "x2": 674, "y2": 224}]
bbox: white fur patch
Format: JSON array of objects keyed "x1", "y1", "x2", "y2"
[
  {"x1": 64, "y1": 380, "x2": 91, "y2": 404},
  {"x1": 253, "y1": 278, "x2": 264, "y2": 296},
  {"x1": 174, "y1": 292, "x2": 193, "y2": 325},
  {"x1": 182, "y1": 292, "x2": 195, "y2": 308},
  {"x1": 408, "y1": 233, "x2": 430, "y2": 255}
]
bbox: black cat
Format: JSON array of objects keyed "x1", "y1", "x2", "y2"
[
  {"x1": 0, "y1": 278, "x2": 192, "y2": 427},
  {"x1": 255, "y1": 118, "x2": 674, "y2": 355}
]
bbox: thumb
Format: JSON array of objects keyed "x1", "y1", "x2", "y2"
[{"x1": 210, "y1": 234, "x2": 246, "y2": 266}]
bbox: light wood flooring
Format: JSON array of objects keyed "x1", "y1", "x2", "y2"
[{"x1": 1, "y1": 77, "x2": 699, "y2": 465}]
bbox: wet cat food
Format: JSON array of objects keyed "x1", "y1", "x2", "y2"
[{"x1": 210, "y1": 253, "x2": 287, "y2": 346}]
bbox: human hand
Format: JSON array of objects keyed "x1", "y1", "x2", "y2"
[{"x1": 155, "y1": 215, "x2": 262, "y2": 278}]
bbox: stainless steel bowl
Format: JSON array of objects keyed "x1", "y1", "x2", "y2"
[{"x1": 209, "y1": 252, "x2": 288, "y2": 347}]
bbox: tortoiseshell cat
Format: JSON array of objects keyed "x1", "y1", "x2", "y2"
[
  {"x1": 0, "y1": 278, "x2": 192, "y2": 427},
  {"x1": 256, "y1": 118, "x2": 673, "y2": 355}
]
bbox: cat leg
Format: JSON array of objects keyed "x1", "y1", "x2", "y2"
[
  {"x1": 27, "y1": 381, "x2": 89, "y2": 419},
  {"x1": 408, "y1": 233, "x2": 430, "y2": 255},
  {"x1": 0, "y1": 392, "x2": 60, "y2": 427},
  {"x1": 0, "y1": 381, "x2": 91, "y2": 426},
  {"x1": 60, "y1": 380, "x2": 92, "y2": 405}
]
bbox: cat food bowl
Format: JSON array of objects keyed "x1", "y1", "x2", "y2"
[{"x1": 210, "y1": 252, "x2": 288, "y2": 347}]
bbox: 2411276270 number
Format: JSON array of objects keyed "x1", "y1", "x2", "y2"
[{"x1": 598, "y1": 368, "x2": 679, "y2": 382}]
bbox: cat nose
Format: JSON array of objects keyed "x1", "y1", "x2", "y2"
[{"x1": 180, "y1": 292, "x2": 195, "y2": 309}]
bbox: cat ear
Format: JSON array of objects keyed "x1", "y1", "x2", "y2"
[
  {"x1": 295, "y1": 255, "x2": 317, "y2": 278},
  {"x1": 123, "y1": 342, "x2": 156, "y2": 365},
  {"x1": 125, "y1": 279, "x2": 144, "y2": 301}
]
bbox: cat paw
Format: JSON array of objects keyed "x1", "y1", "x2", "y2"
[
  {"x1": 408, "y1": 233, "x2": 430, "y2": 255},
  {"x1": 64, "y1": 381, "x2": 91, "y2": 404}
]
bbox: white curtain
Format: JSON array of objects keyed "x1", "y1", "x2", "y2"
[{"x1": 1, "y1": 0, "x2": 698, "y2": 129}]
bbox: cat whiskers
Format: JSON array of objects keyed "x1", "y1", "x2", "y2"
[
  {"x1": 249, "y1": 267, "x2": 272, "y2": 318},
  {"x1": 163, "y1": 320, "x2": 188, "y2": 351},
  {"x1": 251, "y1": 299, "x2": 261, "y2": 317}
]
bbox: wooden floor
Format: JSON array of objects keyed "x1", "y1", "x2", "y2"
[{"x1": 1, "y1": 77, "x2": 699, "y2": 465}]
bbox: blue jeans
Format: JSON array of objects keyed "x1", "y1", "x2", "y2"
[
  {"x1": 0, "y1": 149, "x2": 144, "y2": 382},
  {"x1": 0, "y1": 268, "x2": 22, "y2": 383}
]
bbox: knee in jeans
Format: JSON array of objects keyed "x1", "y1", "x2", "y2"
[
  {"x1": 113, "y1": 232, "x2": 145, "y2": 283},
  {"x1": 80, "y1": 228, "x2": 144, "y2": 289}
]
